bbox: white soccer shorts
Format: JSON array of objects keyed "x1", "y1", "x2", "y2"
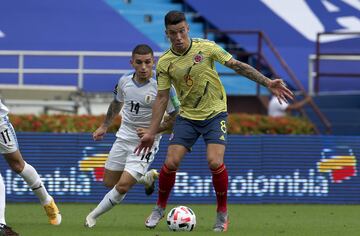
[
  {"x1": 0, "y1": 116, "x2": 18, "y2": 154},
  {"x1": 105, "y1": 138, "x2": 160, "y2": 181}
]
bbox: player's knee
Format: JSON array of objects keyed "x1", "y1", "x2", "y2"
[
  {"x1": 207, "y1": 159, "x2": 223, "y2": 170},
  {"x1": 9, "y1": 159, "x2": 24, "y2": 173},
  {"x1": 115, "y1": 184, "x2": 129, "y2": 194},
  {"x1": 164, "y1": 159, "x2": 179, "y2": 171},
  {"x1": 4, "y1": 152, "x2": 25, "y2": 173}
]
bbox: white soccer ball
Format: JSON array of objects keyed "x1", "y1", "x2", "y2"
[{"x1": 166, "y1": 206, "x2": 196, "y2": 231}]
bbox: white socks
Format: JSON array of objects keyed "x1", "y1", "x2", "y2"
[
  {"x1": 88, "y1": 187, "x2": 126, "y2": 219},
  {"x1": 0, "y1": 174, "x2": 5, "y2": 225},
  {"x1": 19, "y1": 162, "x2": 52, "y2": 205}
]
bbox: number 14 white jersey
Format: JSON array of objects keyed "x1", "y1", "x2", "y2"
[{"x1": 114, "y1": 71, "x2": 179, "y2": 142}]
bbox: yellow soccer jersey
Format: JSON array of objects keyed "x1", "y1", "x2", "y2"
[{"x1": 156, "y1": 38, "x2": 232, "y2": 120}]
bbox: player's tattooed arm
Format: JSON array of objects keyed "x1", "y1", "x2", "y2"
[
  {"x1": 224, "y1": 58, "x2": 270, "y2": 87},
  {"x1": 93, "y1": 99, "x2": 123, "y2": 141},
  {"x1": 103, "y1": 99, "x2": 123, "y2": 127}
]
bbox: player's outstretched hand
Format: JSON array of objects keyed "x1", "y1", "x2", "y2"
[
  {"x1": 93, "y1": 125, "x2": 107, "y2": 141},
  {"x1": 268, "y1": 79, "x2": 294, "y2": 104},
  {"x1": 134, "y1": 133, "x2": 155, "y2": 156},
  {"x1": 136, "y1": 127, "x2": 149, "y2": 138}
]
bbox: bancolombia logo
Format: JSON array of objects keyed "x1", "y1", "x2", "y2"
[
  {"x1": 174, "y1": 169, "x2": 329, "y2": 197},
  {"x1": 317, "y1": 148, "x2": 357, "y2": 183},
  {"x1": 78, "y1": 153, "x2": 107, "y2": 182},
  {"x1": 174, "y1": 148, "x2": 357, "y2": 197}
]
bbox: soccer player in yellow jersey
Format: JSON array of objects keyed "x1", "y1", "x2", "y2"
[{"x1": 135, "y1": 10, "x2": 294, "y2": 232}]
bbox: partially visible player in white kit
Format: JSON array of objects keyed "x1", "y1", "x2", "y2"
[
  {"x1": 85, "y1": 44, "x2": 179, "y2": 228},
  {"x1": 0, "y1": 100, "x2": 61, "y2": 235}
]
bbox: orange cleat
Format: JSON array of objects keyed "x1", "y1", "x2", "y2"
[{"x1": 43, "y1": 198, "x2": 62, "y2": 225}]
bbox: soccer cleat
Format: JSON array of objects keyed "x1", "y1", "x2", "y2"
[
  {"x1": 213, "y1": 211, "x2": 229, "y2": 232},
  {"x1": 144, "y1": 169, "x2": 159, "y2": 196},
  {"x1": 145, "y1": 205, "x2": 164, "y2": 229},
  {"x1": 0, "y1": 223, "x2": 19, "y2": 236},
  {"x1": 43, "y1": 198, "x2": 62, "y2": 225},
  {"x1": 84, "y1": 214, "x2": 96, "y2": 228}
]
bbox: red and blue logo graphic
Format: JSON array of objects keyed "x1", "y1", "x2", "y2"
[
  {"x1": 78, "y1": 146, "x2": 108, "y2": 182},
  {"x1": 317, "y1": 147, "x2": 357, "y2": 183}
]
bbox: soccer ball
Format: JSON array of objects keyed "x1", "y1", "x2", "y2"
[{"x1": 166, "y1": 206, "x2": 196, "y2": 231}]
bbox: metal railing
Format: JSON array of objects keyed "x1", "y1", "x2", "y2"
[
  {"x1": 0, "y1": 50, "x2": 162, "y2": 90},
  {"x1": 313, "y1": 32, "x2": 360, "y2": 94},
  {"x1": 205, "y1": 29, "x2": 331, "y2": 134},
  {"x1": 309, "y1": 54, "x2": 360, "y2": 95}
]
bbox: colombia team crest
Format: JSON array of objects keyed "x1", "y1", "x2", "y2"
[{"x1": 193, "y1": 53, "x2": 203, "y2": 64}]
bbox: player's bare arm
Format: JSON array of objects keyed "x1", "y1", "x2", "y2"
[
  {"x1": 158, "y1": 112, "x2": 178, "y2": 133},
  {"x1": 135, "y1": 89, "x2": 170, "y2": 155},
  {"x1": 93, "y1": 99, "x2": 123, "y2": 141},
  {"x1": 136, "y1": 112, "x2": 178, "y2": 138},
  {"x1": 225, "y1": 58, "x2": 294, "y2": 103}
]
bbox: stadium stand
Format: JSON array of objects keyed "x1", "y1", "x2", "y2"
[
  {"x1": 105, "y1": 0, "x2": 195, "y2": 50},
  {"x1": 105, "y1": 1, "x2": 213, "y2": 60},
  {"x1": 0, "y1": 0, "x2": 159, "y2": 51},
  {"x1": 0, "y1": 0, "x2": 161, "y2": 114},
  {"x1": 107, "y1": 0, "x2": 269, "y2": 97}
]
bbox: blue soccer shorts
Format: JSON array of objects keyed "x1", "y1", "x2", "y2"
[{"x1": 169, "y1": 112, "x2": 228, "y2": 150}]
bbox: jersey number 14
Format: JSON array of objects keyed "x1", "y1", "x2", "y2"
[{"x1": 130, "y1": 101, "x2": 140, "y2": 114}]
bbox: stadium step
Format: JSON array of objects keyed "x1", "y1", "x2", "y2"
[{"x1": 306, "y1": 95, "x2": 360, "y2": 135}]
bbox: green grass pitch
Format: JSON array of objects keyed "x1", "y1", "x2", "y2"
[{"x1": 6, "y1": 203, "x2": 360, "y2": 236}]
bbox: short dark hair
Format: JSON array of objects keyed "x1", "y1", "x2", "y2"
[
  {"x1": 164, "y1": 10, "x2": 186, "y2": 27},
  {"x1": 132, "y1": 44, "x2": 153, "y2": 57}
]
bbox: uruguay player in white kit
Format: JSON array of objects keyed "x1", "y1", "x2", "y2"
[
  {"x1": 85, "y1": 44, "x2": 179, "y2": 228},
  {"x1": 0, "y1": 100, "x2": 62, "y2": 235}
]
